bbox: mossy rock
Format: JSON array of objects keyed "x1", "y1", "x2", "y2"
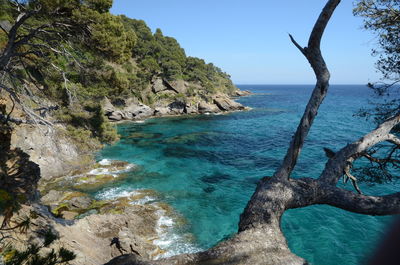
[
  {"x1": 73, "y1": 174, "x2": 126, "y2": 191},
  {"x1": 51, "y1": 203, "x2": 70, "y2": 217},
  {"x1": 62, "y1": 191, "x2": 87, "y2": 201}
]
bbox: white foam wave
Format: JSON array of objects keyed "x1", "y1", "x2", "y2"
[
  {"x1": 98, "y1": 159, "x2": 112, "y2": 166},
  {"x1": 129, "y1": 196, "x2": 156, "y2": 205},
  {"x1": 89, "y1": 162, "x2": 135, "y2": 176},
  {"x1": 95, "y1": 187, "x2": 140, "y2": 200},
  {"x1": 91, "y1": 165, "x2": 202, "y2": 259},
  {"x1": 153, "y1": 208, "x2": 202, "y2": 259}
]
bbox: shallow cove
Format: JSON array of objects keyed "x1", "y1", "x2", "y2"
[{"x1": 95, "y1": 85, "x2": 397, "y2": 265}]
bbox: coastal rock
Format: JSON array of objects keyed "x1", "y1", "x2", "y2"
[
  {"x1": 213, "y1": 95, "x2": 245, "y2": 111},
  {"x1": 168, "y1": 100, "x2": 186, "y2": 114},
  {"x1": 107, "y1": 110, "x2": 124, "y2": 121},
  {"x1": 154, "y1": 107, "x2": 170, "y2": 116},
  {"x1": 123, "y1": 102, "x2": 153, "y2": 120},
  {"x1": 41, "y1": 189, "x2": 66, "y2": 205},
  {"x1": 73, "y1": 174, "x2": 127, "y2": 191},
  {"x1": 68, "y1": 195, "x2": 93, "y2": 210},
  {"x1": 198, "y1": 101, "x2": 220, "y2": 114},
  {"x1": 103, "y1": 98, "x2": 154, "y2": 121},
  {"x1": 3, "y1": 203, "x2": 163, "y2": 265},
  {"x1": 61, "y1": 211, "x2": 79, "y2": 220},
  {"x1": 235, "y1": 90, "x2": 252, "y2": 96},
  {"x1": 41, "y1": 190, "x2": 93, "y2": 217},
  {"x1": 185, "y1": 102, "x2": 198, "y2": 114}
]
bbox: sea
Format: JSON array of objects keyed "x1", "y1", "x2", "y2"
[{"x1": 93, "y1": 85, "x2": 399, "y2": 265}]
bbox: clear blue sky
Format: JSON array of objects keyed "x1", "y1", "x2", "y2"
[{"x1": 111, "y1": 0, "x2": 381, "y2": 85}]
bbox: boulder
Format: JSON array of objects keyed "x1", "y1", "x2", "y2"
[
  {"x1": 185, "y1": 103, "x2": 198, "y2": 114},
  {"x1": 103, "y1": 99, "x2": 153, "y2": 121},
  {"x1": 124, "y1": 102, "x2": 153, "y2": 119},
  {"x1": 198, "y1": 101, "x2": 220, "y2": 114},
  {"x1": 235, "y1": 90, "x2": 252, "y2": 96},
  {"x1": 152, "y1": 78, "x2": 167, "y2": 93},
  {"x1": 168, "y1": 101, "x2": 186, "y2": 114},
  {"x1": 213, "y1": 95, "x2": 245, "y2": 111},
  {"x1": 169, "y1": 80, "x2": 187, "y2": 94},
  {"x1": 68, "y1": 195, "x2": 93, "y2": 210},
  {"x1": 154, "y1": 107, "x2": 170, "y2": 116},
  {"x1": 107, "y1": 110, "x2": 124, "y2": 121}
]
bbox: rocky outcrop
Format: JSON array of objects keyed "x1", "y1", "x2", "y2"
[
  {"x1": 213, "y1": 94, "x2": 246, "y2": 111},
  {"x1": 234, "y1": 89, "x2": 252, "y2": 97},
  {"x1": 1, "y1": 202, "x2": 164, "y2": 265},
  {"x1": 104, "y1": 97, "x2": 154, "y2": 121},
  {"x1": 0, "y1": 159, "x2": 176, "y2": 265},
  {"x1": 104, "y1": 95, "x2": 248, "y2": 121}
]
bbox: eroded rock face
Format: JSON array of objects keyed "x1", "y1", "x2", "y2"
[{"x1": 10, "y1": 124, "x2": 87, "y2": 180}]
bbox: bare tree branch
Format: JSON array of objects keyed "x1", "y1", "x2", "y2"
[
  {"x1": 288, "y1": 33, "x2": 306, "y2": 56},
  {"x1": 320, "y1": 113, "x2": 400, "y2": 185},
  {"x1": 320, "y1": 186, "x2": 400, "y2": 215},
  {"x1": 387, "y1": 134, "x2": 400, "y2": 146},
  {"x1": 273, "y1": 0, "x2": 341, "y2": 181}
]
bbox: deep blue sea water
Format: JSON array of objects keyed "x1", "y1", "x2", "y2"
[{"x1": 96, "y1": 85, "x2": 398, "y2": 265}]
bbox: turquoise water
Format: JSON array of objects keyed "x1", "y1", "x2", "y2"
[{"x1": 96, "y1": 85, "x2": 398, "y2": 264}]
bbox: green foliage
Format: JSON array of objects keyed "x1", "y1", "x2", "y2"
[
  {"x1": 57, "y1": 103, "x2": 118, "y2": 146},
  {"x1": 72, "y1": 7, "x2": 136, "y2": 62},
  {"x1": 354, "y1": 0, "x2": 400, "y2": 81},
  {"x1": 85, "y1": 0, "x2": 113, "y2": 13},
  {"x1": 140, "y1": 56, "x2": 161, "y2": 74},
  {"x1": 352, "y1": 1, "x2": 400, "y2": 183},
  {"x1": 0, "y1": 189, "x2": 12, "y2": 212}
]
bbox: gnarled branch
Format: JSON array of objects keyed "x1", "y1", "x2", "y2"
[
  {"x1": 320, "y1": 186, "x2": 400, "y2": 215},
  {"x1": 320, "y1": 113, "x2": 400, "y2": 185}
]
